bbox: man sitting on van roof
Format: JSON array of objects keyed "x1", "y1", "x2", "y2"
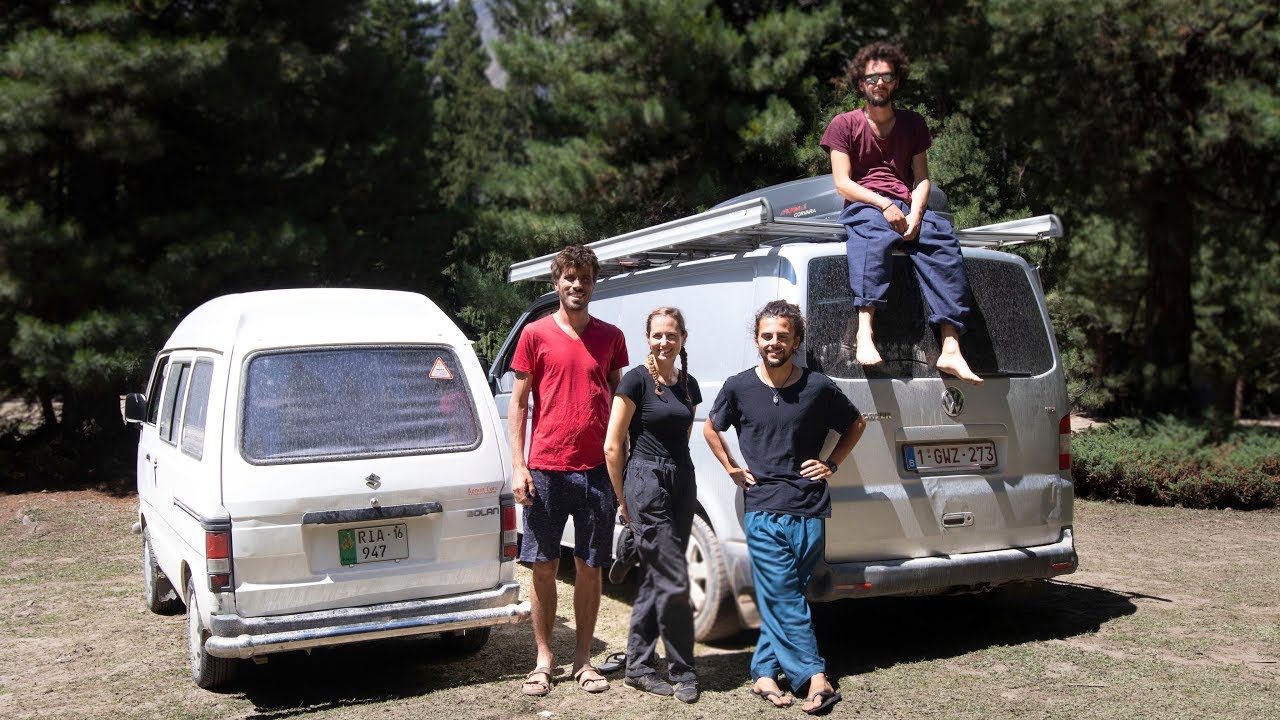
[{"x1": 820, "y1": 41, "x2": 984, "y2": 386}]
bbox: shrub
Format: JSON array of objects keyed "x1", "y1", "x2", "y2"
[{"x1": 1072, "y1": 416, "x2": 1280, "y2": 510}]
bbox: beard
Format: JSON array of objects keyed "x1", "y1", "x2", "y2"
[
  {"x1": 759, "y1": 345, "x2": 795, "y2": 368},
  {"x1": 863, "y1": 85, "x2": 894, "y2": 108}
]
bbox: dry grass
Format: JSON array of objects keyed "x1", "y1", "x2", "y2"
[{"x1": 1, "y1": 491, "x2": 1277, "y2": 720}]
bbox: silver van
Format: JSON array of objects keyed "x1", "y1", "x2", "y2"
[
  {"x1": 125, "y1": 289, "x2": 527, "y2": 689},
  {"x1": 491, "y1": 177, "x2": 1077, "y2": 641}
]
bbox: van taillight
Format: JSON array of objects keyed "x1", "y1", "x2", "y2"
[
  {"x1": 205, "y1": 529, "x2": 232, "y2": 592},
  {"x1": 1059, "y1": 414, "x2": 1072, "y2": 471},
  {"x1": 500, "y1": 493, "x2": 518, "y2": 561}
]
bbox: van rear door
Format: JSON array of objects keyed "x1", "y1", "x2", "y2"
[
  {"x1": 221, "y1": 345, "x2": 508, "y2": 617},
  {"x1": 805, "y1": 251, "x2": 1073, "y2": 567}
]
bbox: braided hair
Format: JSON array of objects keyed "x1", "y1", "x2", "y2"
[{"x1": 645, "y1": 307, "x2": 693, "y2": 413}]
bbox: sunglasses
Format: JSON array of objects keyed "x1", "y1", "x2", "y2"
[{"x1": 862, "y1": 72, "x2": 896, "y2": 85}]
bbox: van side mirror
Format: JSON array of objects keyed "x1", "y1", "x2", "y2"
[{"x1": 124, "y1": 393, "x2": 147, "y2": 424}]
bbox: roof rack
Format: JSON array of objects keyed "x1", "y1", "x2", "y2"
[{"x1": 508, "y1": 198, "x2": 1063, "y2": 282}]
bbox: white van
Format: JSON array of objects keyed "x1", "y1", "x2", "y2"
[
  {"x1": 125, "y1": 289, "x2": 527, "y2": 689},
  {"x1": 490, "y1": 177, "x2": 1077, "y2": 641}
]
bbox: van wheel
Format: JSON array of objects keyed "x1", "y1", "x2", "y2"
[
  {"x1": 143, "y1": 529, "x2": 180, "y2": 614},
  {"x1": 439, "y1": 626, "x2": 492, "y2": 654},
  {"x1": 687, "y1": 515, "x2": 740, "y2": 642},
  {"x1": 186, "y1": 576, "x2": 238, "y2": 690}
]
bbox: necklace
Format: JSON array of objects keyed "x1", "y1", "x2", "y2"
[{"x1": 761, "y1": 366, "x2": 799, "y2": 405}]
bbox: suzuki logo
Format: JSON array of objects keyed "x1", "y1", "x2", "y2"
[
  {"x1": 942, "y1": 387, "x2": 964, "y2": 417},
  {"x1": 365, "y1": 473, "x2": 381, "y2": 490}
]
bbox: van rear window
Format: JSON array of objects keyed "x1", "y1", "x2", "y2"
[
  {"x1": 806, "y1": 254, "x2": 1054, "y2": 379},
  {"x1": 241, "y1": 347, "x2": 479, "y2": 463}
]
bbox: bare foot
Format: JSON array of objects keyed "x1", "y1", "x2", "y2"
[
  {"x1": 751, "y1": 677, "x2": 793, "y2": 707},
  {"x1": 855, "y1": 335, "x2": 883, "y2": 366},
  {"x1": 936, "y1": 349, "x2": 983, "y2": 385}
]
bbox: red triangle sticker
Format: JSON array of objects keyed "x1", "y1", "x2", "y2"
[{"x1": 429, "y1": 357, "x2": 453, "y2": 380}]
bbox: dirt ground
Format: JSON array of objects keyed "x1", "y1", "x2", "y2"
[{"x1": 0, "y1": 489, "x2": 1276, "y2": 720}]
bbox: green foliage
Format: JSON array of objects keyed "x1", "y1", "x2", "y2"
[{"x1": 1072, "y1": 417, "x2": 1280, "y2": 509}]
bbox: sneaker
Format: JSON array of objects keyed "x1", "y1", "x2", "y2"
[
  {"x1": 624, "y1": 674, "x2": 674, "y2": 696},
  {"x1": 673, "y1": 681, "x2": 700, "y2": 703}
]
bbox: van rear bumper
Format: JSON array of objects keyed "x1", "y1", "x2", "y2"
[
  {"x1": 205, "y1": 581, "x2": 528, "y2": 659},
  {"x1": 807, "y1": 527, "x2": 1077, "y2": 603}
]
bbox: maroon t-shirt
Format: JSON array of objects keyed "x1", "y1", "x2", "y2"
[
  {"x1": 511, "y1": 314, "x2": 628, "y2": 471},
  {"x1": 820, "y1": 108, "x2": 932, "y2": 202}
]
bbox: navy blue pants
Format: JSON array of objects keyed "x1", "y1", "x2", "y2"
[
  {"x1": 624, "y1": 453, "x2": 697, "y2": 684},
  {"x1": 840, "y1": 199, "x2": 972, "y2": 332},
  {"x1": 745, "y1": 511, "x2": 826, "y2": 686}
]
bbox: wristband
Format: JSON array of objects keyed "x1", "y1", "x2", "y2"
[{"x1": 822, "y1": 459, "x2": 838, "y2": 473}]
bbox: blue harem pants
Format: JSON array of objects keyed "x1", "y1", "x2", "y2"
[
  {"x1": 840, "y1": 199, "x2": 972, "y2": 333},
  {"x1": 744, "y1": 511, "x2": 826, "y2": 687}
]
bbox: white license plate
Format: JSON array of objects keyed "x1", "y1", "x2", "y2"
[
  {"x1": 338, "y1": 523, "x2": 408, "y2": 565},
  {"x1": 904, "y1": 442, "x2": 997, "y2": 471}
]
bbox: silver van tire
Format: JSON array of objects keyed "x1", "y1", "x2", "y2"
[
  {"x1": 687, "y1": 515, "x2": 740, "y2": 642},
  {"x1": 143, "y1": 529, "x2": 180, "y2": 614},
  {"x1": 439, "y1": 626, "x2": 491, "y2": 654},
  {"x1": 186, "y1": 576, "x2": 237, "y2": 690}
]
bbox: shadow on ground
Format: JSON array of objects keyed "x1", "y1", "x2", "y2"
[{"x1": 815, "y1": 580, "x2": 1141, "y2": 677}]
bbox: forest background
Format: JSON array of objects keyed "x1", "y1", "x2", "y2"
[{"x1": 1, "y1": 0, "x2": 1277, "y2": 487}]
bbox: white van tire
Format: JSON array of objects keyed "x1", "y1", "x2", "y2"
[
  {"x1": 186, "y1": 576, "x2": 237, "y2": 690},
  {"x1": 439, "y1": 626, "x2": 491, "y2": 654},
  {"x1": 142, "y1": 529, "x2": 180, "y2": 614},
  {"x1": 687, "y1": 515, "x2": 740, "y2": 642}
]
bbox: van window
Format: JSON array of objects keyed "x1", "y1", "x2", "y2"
[
  {"x1": 180, "y1": 360, "x2": 214, "y2": 460},
  {"x1": 241, "y1": 347, "x2": 480, "y2": 463},
  {"x1": 806, "y1": 255, "x2": 1054, "y2": 379},
  {"x1": 158, "y1": 362, "x2": 191, "y2": 444},
  {"x1": 146, "y1": 356, "x2": 170, "y2": 425}
]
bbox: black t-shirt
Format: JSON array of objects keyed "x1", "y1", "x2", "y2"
[
  {"x1": 709, "y1": 367, "x2": 858, "y2": 518},
  {"x1": 617, "y1": 365, "x2": 703, "y2": 464}
]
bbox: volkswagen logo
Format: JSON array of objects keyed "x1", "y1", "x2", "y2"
[
  {"x1": 365, "y1": 473, "x2": 381, "y2": 490},
  {"x1": 942, "y1": 387, "x2": 964, "y2": 417}
]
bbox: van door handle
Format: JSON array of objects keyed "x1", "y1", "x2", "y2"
[{"x1": 942, "y1": 512, "x2": 974, "y2": 528}]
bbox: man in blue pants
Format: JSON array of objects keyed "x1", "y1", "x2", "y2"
[
  {"x1": 820, "y1": 41, "x2": 983, "y2": 385},
  {"x1": 703, "y1": 300, "x2": 866, "y2": 714}
]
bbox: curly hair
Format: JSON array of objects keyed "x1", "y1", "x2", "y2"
[
  {"x1": 754, "y1": 300, "x2": 805, "y2": 345},
  {"x1": 550, "y1": 244, "x2": 601, "y2": 283},
  {"x1": 849, "y1": 41, "x2": 910, "y2": 87}
]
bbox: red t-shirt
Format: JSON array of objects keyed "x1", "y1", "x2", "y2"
[
  {"x1": 820, "y1": 108, "x2": 932, "y2": 202},
  {"x1": 511, "y1": 314, "x2": 628, "y2": 471}
]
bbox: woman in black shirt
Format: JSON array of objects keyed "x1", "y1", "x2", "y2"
[{"x1": 604, "y1": 307, "x2": 702, "y2": 703}]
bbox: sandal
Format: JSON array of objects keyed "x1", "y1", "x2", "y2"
[
  {"x1": 596, "y1": 651, "x2": 627, "y2": 674},
  {"x1": 521, "y1": 666, "x2": 553, "y2": 697},
  {"x1": 752, "y1": 686, "x2": 793, "y2": 708},
  {"x1": 572, "y1": 665, "x2": 611, "y2": 693},
  {"x1": 801, "y1": 688, "x2": 841, "y2": 715}
]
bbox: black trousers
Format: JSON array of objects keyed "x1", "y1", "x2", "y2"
[{"x1": 624, "y1": 453, "x2": 697, "y2": 683}]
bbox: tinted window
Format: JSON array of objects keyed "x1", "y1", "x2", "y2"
[
  {"x1": 806, "y1": 255, "x2": 1054, "y2": 379},
  {"x1": 146, "y1": 356, "x2": 170, "y2": 425},
  {"x1": 242, "y1": 347, "x2": 479, "y2": 463},
  {"x1": 158, "y1": 362, "x2": 191, "y2": 444},
  {"x1": 181, "y1": 361, "x2": 214, "y2": 460}
]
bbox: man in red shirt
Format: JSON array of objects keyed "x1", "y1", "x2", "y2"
[
  {"x1": 820, "y1": 42, "x2": 983, "y2": 385},
  {"x1": 510, "y1": 245, "x2": 629, "y2": 696}
]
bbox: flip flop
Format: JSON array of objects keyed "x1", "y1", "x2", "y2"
[
  {"x1": 751, "y1": 687, "x2": 793, "y2": 708},
  {"x1": 521, "y1": 666, "x2": 553, "y2": 697},
  {"x1": 596, "y1": 651, "x2": 627, "y2": 674},
  {"x1": 573, "y1": 665, "x2": 611, "y2": 693},
  {"x1": 801, "y1": 688, "x2": 841, "y2": 715}
]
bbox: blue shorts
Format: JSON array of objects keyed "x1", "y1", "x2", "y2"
[{"x1": 519, "y1": 465, "x2": 616, "y2": 568}]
